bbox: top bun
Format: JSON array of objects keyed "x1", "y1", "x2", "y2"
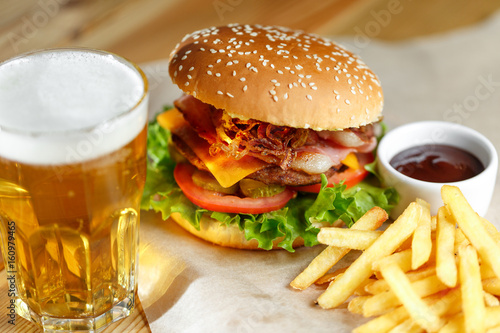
[{"x1": 169, "y1": 24, "x2": 383, "y2": 131}]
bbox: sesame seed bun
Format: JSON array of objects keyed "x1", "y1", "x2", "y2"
[
  {"x1": 170, "y1": 212, "x2": 304, "y2": 250},
  {"x1": 169, "y1": 24, "x2": 383, "y2": 130}
]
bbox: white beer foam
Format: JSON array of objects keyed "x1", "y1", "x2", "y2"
[{"x1": 0, "y1": 49, "x2": 148, "y2": 165}]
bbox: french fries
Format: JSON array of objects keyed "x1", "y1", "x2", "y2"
[
  {"x1": 291, "y1": 185, "x2": 500, "y2": 333},
  {"x1": 290, "y1": 207, "x2": 387, "y2": 290},
  {"x1": 316, "y1": 202, "x2": 420, "y2": 309}
]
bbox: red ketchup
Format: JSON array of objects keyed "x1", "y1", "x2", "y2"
[{"x1": 389, "y1": 144, "x2": 484, "y2": 183}]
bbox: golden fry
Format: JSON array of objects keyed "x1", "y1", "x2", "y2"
[
  {"x1": 458, "y1": 245, "x2": 485, "y2": 333},
  {"x1": 348, "y1": 295, "x2": 370, "y2": 315},
  {"x1": 313, "y1": 267, "x2": 347, "y2": 286},
  {"x1": 317, "y1": 228, "x2": 382, "y2": 249},
  {"x1": 436, "y1": 206, "x2": 458, "y2": 287},
  {"x1": 482, "y1": 278, "x2": 500, "y2": 296},
  {"x1": 372, "y1": 248, "x2": 413, "y2": 273},
  {"x1": 412, "y1": 198, "x2": 432, "y2": 270}
]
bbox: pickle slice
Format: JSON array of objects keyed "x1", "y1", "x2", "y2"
[
  {"x1": 192, "y1": 170, "x2": 239, "y2": 194},
  {"x1": 239, "y1": 179, "x2": 285, "y2": 198}
]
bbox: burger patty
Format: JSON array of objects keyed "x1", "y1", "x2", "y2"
[
  {"x1": 247, "y1": 165, "x2": 339, "y2": 186},
  {"x1": 171, "y1": 134, "x2": 339, "y2": 186}
]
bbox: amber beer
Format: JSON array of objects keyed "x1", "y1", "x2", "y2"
[{"x1": 0, "y1": 49, "x2": 148, "y2": 331}]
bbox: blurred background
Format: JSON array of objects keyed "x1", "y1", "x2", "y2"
[{"x1": 1, "y1": 0, "x2": 500, "y2": 63}]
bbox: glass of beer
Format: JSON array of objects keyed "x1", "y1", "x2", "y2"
[{"x1": 0, "y1": 48, "x2": 148, "y2": 331}]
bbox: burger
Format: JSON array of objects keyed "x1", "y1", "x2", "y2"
[{"x1": 141, "y1": 24, "x2": 398, "y2": 251}]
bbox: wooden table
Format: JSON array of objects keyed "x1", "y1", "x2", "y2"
[{"x1": 1, "y1": 0, "x2": 500, "y2": 331}]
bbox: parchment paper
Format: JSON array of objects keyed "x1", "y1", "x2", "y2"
[{"x1": 137, "y1": 11, "x2": 500, "y2": 332}]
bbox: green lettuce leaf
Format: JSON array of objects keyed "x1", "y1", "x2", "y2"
[{"x1": 142, "y1": 121, "x2": 398, "y2": 252}]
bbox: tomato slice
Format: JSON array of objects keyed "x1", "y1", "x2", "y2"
[
  {"x1": 174, "y1": 163, "x2": 295, "y2": 214},
  {"x1": 289, "y1": 153, "x2": 374, "y2": 193}
]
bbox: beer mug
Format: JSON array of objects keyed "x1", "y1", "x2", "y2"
[{"x1": 0, "y1": 48, "x2": 148, "y2": 331}]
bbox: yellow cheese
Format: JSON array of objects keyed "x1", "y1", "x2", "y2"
[
  {"x1": 157, "y1": 108, "x2": 186, "y2": 130},
  {"x1": 157, "y1": 109, "x2": 267, "y2": 187},
  {"x1": 342, "y1": 153, "x2": 359, "y2": 170}
]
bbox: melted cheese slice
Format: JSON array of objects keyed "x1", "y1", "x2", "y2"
[
  {"x1": 342, "y1": 153, "x2": 360, "y2": 170},
  {"x1": 157, "y1": 109, "x2": 267, "y2": 187}
]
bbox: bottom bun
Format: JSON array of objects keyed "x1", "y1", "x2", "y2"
[{"x1": 171, "y1": 212, "x2": 304, "y2": 250}]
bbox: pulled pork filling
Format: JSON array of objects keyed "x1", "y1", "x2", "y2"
[{"x1": 172, "y1": 94, "x2": 377, "y2": 186}]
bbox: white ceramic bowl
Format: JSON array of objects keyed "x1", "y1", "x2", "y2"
[{"x1": 377, "y1": 121, "x2": 498, "y2": 218}]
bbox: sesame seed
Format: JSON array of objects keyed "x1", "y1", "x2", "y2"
[
  {"x1": 301, "y1": 82, "x2": 306, "y2": 88},
  {"x1": 232, "y1": 71, "x2": 236, "y2": 76},
  {"x1": 270, "y1": 90, "x2": 276, "y2": 95},
  {"x1": 181, "y1": 55, "x2": 187, "y2": 60},
  {"x1": 185, "y1": 82, "x2": 189, "y2": 86},
  {"x1": 351, "y1": 115, "x2": 355, "y2": 120},
  {"x1": 227, "y1": 61, "x2": 233, "y2": 66},
  {"x1": 246, "y1": 63, "x2": 251, "y2": 68},
  {"x1": 284, "y1": 93, "x2": 288, "y2": 99},
  {"x1": 251, "y1": 67, "x2": 258, "y2": 73},
  {"x1": 240, "y1": 77, "x2": 246, "y2": 82},
  {"x1": 306, "y1": 95, "x2": 313, "y2": 101},
  {"x1": 216, "y1": 59, "x2": 222, "y2": 63},
  {"x1": 217, "y1": 91, "x2": 223, "y2": 95},
  {"x1": 215, "y1": 73, "x2": 221, "y2": 77},
  {"x1": 273, "y1": 96, "x2": 278, "y2": 102},
  {"x1": 179, "y1": 65, "x2": 183, "y2": 71},
  {"x1": 335, "y1": 95, "x2": 340, "y2": 100},
  {"x1": 227, "y1": 92, "x2": 234, "y2": 98},
  {"x1": 243, "y1": 85, "x2": 248, "y2": 91},
  {"x1": 345, "y1": 99, "x2": 351, "y2": 105},
  {"x1": 187, "y1": 75, "x2": 192, "y2": 79},
  {"x1": 277, "y1": 70, "x2": 283, "y2": 74},
  {"x1": 288, "y1": 83, "x2": 293, "y2": 89},
  {"x1": 189, "y1": 67, "x2": 194, "y2": 71},
  {"x1": 312, "y1": 86, "x2": 318, "y2": 90},
  {"x1": 207, "y1": 71, "x2": 213, "y2": 75}
]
